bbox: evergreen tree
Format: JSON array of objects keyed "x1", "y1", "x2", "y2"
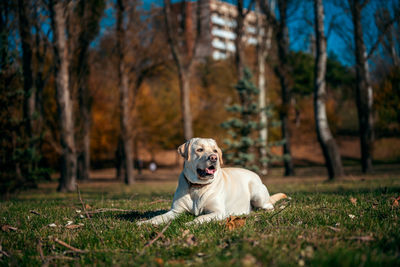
[{"x1": 221, "y1": 68, "x2": 285, "y2": 173}]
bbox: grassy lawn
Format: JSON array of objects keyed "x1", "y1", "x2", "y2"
[{"x1": 1, "y1": 175, "x2": 399, "y2": 266}]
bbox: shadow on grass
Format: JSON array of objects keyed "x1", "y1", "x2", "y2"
[{"x1": 111, "y1": 209, "x2": 169, "y2": 222}]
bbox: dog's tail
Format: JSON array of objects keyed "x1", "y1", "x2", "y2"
[{"x1": 269, "y1": 193, "x2": 288, "y2": 205}]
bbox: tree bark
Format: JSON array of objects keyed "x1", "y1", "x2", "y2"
[
  {"x1": 235, "y1": 0, "x2": 245, "y2": 80},
  {"x1": 164, "y1": 0, "x2": 203, "y2": 141},
  {"x1": 349, "y1": 0, "x2": 374, "y2": 173},
  {"x1": 17, "y1": 0, "x2": 35, "y2": 138},
  {"x1": 116, "y1": 0, "x2": 134, "y2": 185},
  {"x1": 275, "y1": 0, "x2": 295, "y2": 176},
  {"x1": 314, "y1": 0, "x2": 344, "y2": 180},
  {"x1": 179, "y1": 69, "x2": 193, "y2": 141},
  {"x1": 256, "y1": 0, "x2": 274, "y2": 175},
  {"x1": 50, "y1": 0, "x2": 77, "y2": 192}
]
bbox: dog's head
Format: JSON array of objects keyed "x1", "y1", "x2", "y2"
[{"x1": 177, "y1": 138, "x2": 223, "y2": 185}]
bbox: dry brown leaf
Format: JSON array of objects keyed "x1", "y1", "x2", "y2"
[
  {"x1": 65, "y1": 224, "x2": 82, "y2": 230},
  {"x1": 225, "y1": 216, "x2": 246, "y2": 230},
  {"x1": 184, "y1": 234, "x2": 196, "y2": 246},
  {"x1": 168, "y1": 259, "x2": 185, "y2": 265},
  {"x1": 1, "y1": 225, "x2": 18, "y2": 232},
  {"x1": 85, "y1": 204, "x2": 92, "y2": 210},
  {"x1": 241, "y1": 254, "x2": 257, "y2": 267},
  {"x1": 350, "y1": 197, "x2": 357, "y2": 206}
]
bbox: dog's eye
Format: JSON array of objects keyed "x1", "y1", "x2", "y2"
[
  {"x1": 213, "y1": 149, "x2": 218, "y2": 153},
  {"x1": 197, "y1": 148, "x2": 204, "y2": 152}
]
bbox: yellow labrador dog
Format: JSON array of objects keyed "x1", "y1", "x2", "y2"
[{"x1": 138, "y1": 138, "x2": 286, "y2": 225}]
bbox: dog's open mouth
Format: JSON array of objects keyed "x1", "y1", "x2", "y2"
[{"x1": 197, "y1": 165, "x2": 216, "y2": 178}]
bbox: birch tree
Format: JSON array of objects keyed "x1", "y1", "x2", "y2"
[
  {"x1": 49, "y1": 0, "x2": 77, "y2": 192},
  {"x1": 256, "y1": 0, "x2": 274, "y2": 175},
  {"x1": 313, "y1": 0, "x2": 344, "y2": 179}
]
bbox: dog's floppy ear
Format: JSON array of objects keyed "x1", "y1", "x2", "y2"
[
  {"x1": 177, "y1": 140, "x2": 192, "y2": 161},
  {"x1": 217, "y1": 146, "x2": 224, "y2": 166}
]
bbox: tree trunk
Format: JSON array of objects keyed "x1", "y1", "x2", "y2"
[
  {"x1": 76, "y1": 35, "x2": 91, "y2": 182},
  {"x1": 50, "y1": 0, "x2": 77, "y2": 192},
  {"x1": 17, "y1": 0, "x2": 35, "y2": 137},
  {"x1": 314, "y1": 0, "x2": 344, "y2": 180},
  {"x1": 256, "y1": 0, "x2": 274, "y2": 175},
  {"x1": 179, "y1": 69, "x2": 193, "y2": 141},
  {"x1": 235, "y1": 0, "x2": 245, "y2": 80},
  {"x1": 116, "y1": 0, "x2": 134, "y2": 185},
  {"x1": 275, "y1": 0, "x2": 294, "y2": 176},
  {"x1": 164, "y1": 0, "x2": 202, "y2": 141},
  {"x1": 350, "y1": 0, "x2": 374, "y2": 173}
]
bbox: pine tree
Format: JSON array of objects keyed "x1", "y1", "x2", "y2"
[{"x1": 221, "y1": 68, "x2": 284, "y2": 173}]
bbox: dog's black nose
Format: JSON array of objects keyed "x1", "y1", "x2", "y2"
[{"x1": 209, "y1": 154, "x2": 218, "y2": 162}]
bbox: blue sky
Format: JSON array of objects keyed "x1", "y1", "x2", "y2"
[{"x1": 98, "y1": 0, "x2": 352, "y2": 64}]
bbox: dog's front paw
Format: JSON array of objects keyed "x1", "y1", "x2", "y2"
[{"x1": 136, "y1": 220, "x2": 150, "y2": 226}]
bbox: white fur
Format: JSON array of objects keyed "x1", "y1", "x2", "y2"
[{"x1": 137, "y1": 138, "x2": 285, "y2": 225}]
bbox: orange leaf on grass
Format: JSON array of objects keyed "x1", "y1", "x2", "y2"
[
  {"x1": 392, "y1": 196, "x2": 400, "y2": 207},
  {"x1": 225, "y1": 216, "x2": 246, "y2": 230}
]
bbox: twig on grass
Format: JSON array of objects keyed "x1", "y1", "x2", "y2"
[
  {"x1": 269, "y1": 202, "x2": 291, "y2": 220},
  {"x1": 86, "y1": 208, "x2": 132, "y2": 214},
  {"x1": 37, "y1": 239, "x2": 45, "y2": 262},
  {"x1": 54, "y1": 238, "x2": 87, "y2": 253},
  {"x1": 75, "y1": 183, "x2": 105, "y2": 245},
  {"x1": 30, "y1": 210, "x2": 43, "y2": 216},
  {"x1": 140, "y1": 221, "x2": 172, "y2": 255},
  {"x1": 76, "y1": 184, "x2": 91, "y2": 219}
]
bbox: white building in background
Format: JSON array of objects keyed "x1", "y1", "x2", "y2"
[{"x1": 171, "y1": 0, "x2": 263, "y2": 61}]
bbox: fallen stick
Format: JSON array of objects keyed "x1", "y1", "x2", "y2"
[
  {"x1": 37, "y1": 239, "x2": 45, "y2": 261},
  {"x1": 76, "y1": 184, "x2": 105, "y2": 245},
  {"x1": 54, "y1": 238, "x2": 87, "y2": 253},
  {"x1": 76, "y1": 184, "x2": 91, "y2": 219},
  {"x1": 86, "y1": 208, "x2": 132, "y2": 214},
  {"x1": 269, "y1": 202, "x2": 291, "y2": 220},
  {"x1": 140, "y1": 221, "x2": 172, "y2": 254}
]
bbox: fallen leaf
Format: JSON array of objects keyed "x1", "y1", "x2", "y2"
[
  {"x1": 327, "y1": 226, "x2": 341, "y2": 232},
  {"x1": 1, "y1": 225, "x2": 18, "y2": 232},
  {"x1": 85, "y1": 204, "x2": 92, "y2": 210},
  {"x1": 225, "y1": 216, "x2": 246, "y2": 230},
  {"x1": 65, "y1": 221, "x2": 73, "y2": 226},
  {"x1": 184, "y1": 234, "x2": 196, "y2": 246},
  {"x1": 392, "y1": 196, "x2": 400, "y2": 207},
  {"x1": 300, "y1": 246, "x2": 314, "y2": 258},
  {"x1": 75, "y1": 210, "x2": 81, "y2": 213},
  {"x1": 348, "y1": 214, "x2": 356, "y2": 219},
  {"x1": 65, "y1": 224, "x2": 83, "y2": 229},
  {"x1": 350, "y1": 197, "x2": 357, "y2": 206},
  {"x1": 241, "y1": 254, "x2": 257, "y2": 267},
  {"x1": 154, "y1": 258, "x2": 164, "y2": 266},
  {"x1": 48, "y1": 223, "x2": 57, "y2": 228},
  {"x1": 168, "y1": 259, "x2": 185, "y2": 265},
  {"x1": 349, "y1": 236, "x2": 374, "y2": 241}
]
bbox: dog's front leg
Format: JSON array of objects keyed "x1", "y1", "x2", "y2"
[
  {"x1": 137, "y1": 210, "x2": 181, "y2": 226},
  {"x1": 187, "y1": 212, "x2": 226, "y2": 225}
]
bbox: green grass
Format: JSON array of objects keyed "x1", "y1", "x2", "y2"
[{"x1": 1, "y1": 177, "x2": 400, "y2": 266}]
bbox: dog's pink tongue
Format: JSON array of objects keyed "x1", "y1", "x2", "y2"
[{"x1": 205, "y1": 168, "x2": 216, "y2": 175}]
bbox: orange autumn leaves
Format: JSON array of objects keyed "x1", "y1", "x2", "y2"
[{"x1": 225, "y1": 216, "x2": 247, "y2": 231}]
